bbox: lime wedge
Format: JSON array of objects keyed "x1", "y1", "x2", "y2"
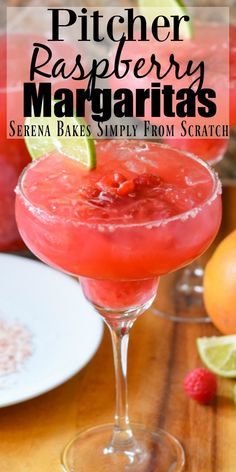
[
  {"x1": 25, "y1": 101, "x2": 96, "y2": 169},
  {"x1": 197, "y1": 336, "x2": 236, "y2": 378},
  {"x1": 138, "y1": 0, "x2": 193, "y2": 40}
]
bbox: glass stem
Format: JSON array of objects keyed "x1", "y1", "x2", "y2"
[{"x1": 105, "y1": 318, "x2": 136, "y2": 451}]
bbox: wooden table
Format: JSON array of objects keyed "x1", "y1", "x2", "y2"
[{"x1": 0, "y1": 186, "x2": 236, "y2": 472}]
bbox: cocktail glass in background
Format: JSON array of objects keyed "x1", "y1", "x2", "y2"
[
  {"x1": 0, "y1": 35, "x2": 30, "y2": 251},
  {"x1": 152, "y1": 23, "x2": 235, "y2": 322},
  {"x1": 1, "y1": 33, "x2": 85, "y2": 252},
  {"x1": 15, "y1": 141, "x2": 221, "y2": 471},
  {"x1": 109, "y1": 18, "x2": 230, "y2": 322}
]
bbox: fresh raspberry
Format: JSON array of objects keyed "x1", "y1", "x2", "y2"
[
  {"x1": 113, "y1": 173, "x2": 126, "y2": 185},
  {"x1": 117, "y1": 179, "x2": 135, "y2": 196},
  {"x1": 134, "y1": 173, "x2": 163, "y2": 189},
  {"x1": 97, "y1": 173, "x2": 126, "y2": 190},
  {"x1": 184, "y1": 368, "x2": 217, "y2": 404}
]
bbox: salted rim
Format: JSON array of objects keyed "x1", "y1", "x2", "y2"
[{"x1": 16, "y1": 141, "x2": 222, "y2": 229}]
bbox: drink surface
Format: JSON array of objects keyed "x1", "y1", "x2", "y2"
[
  {"x1": 21, "y1": 141, "x2": 216, "y2": 223},
  {"x1": 16, "y1": 140, "x2": 222, "y2": 280}
]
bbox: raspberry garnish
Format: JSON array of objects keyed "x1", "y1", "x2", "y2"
[
  {"x1": 80, "y1": 172, "x2": 163, "y2": 206},
  {"x1": 113, "y1": 173, "x2": 126, "y2": 185},
  {"x1": 117, "y1": 180, "x2": 135, "y2": 196},
  {"x1": 97, "y1": 173, "x2": 126, "y2": 190},
  {"x1": 184, "y1": 368, "x2": 217, "y2": 404}
]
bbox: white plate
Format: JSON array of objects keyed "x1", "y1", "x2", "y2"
[{"x1": 0, "y1": 254, "x2": 103, "y2": 408}]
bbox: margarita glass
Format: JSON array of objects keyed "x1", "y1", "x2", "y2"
[
  {"x1": 109, "y1": 22, "x2": 230, "y2": 165},
  {"x1": 110, "y1": 21, "x2": 231, "y2": 322},
  {"x1": 15, "y1": 141, "x2": 221, "y2": 472},
  {"x1": 161, "y1": 22, "x2": 231, "y2": 164},
  {"x1": 163, "y1": 23, "x2": 236, "y2": 159},
  {"x1": 152, "y1": 23, "x2": 236, "y2": 322}
]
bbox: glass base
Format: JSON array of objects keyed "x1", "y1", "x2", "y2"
[
  {"x1": 61, "y1": 423, "x2": 185, "y2": 472},
  {"x1": 152, "y1": 266, "x2": 210, "y2": 324}
]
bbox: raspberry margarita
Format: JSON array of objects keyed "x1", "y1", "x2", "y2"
[
  {"x1": 109, "y1": 22, "x2": 230, "y2": 163},
  {"x1": 16, "y1": 141, "x2": 221, "y2": 310},
  {"x1": 15, "y1": 140, "x2": 221, "y2": 470},
  {"x1": 0, "y1": 35, "x2": 30, "y2": 251},
  {"x1": 164, "y1": 24, "x2": 236, "y2": 161},
  {"x1": 1, "y1": 34, "x2": 85, "y2": 251}
]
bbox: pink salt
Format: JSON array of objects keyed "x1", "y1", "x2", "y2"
[{"x1": 0, "y1": 318, "x2": 32, "y2": 376}]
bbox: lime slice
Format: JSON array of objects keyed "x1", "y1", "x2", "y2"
[
  {"x1": 25, "y1": 101, "x2": 96, "y2": 169},
  {"x1": 197, "y1": 336, "x2": 236, "y2": 378},
  {"x1": 138, "y1": 0, "x2": 193, "y2": 40}
]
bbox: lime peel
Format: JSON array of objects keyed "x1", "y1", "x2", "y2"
[
  {"x1": 197, "y1": 335, "x2": 236, "y2": 378},
  {"x1": 24, "y1": 101, "x2": 96, "y2": 170},
  {"x1": 138, "y1": 0, "x2": 193, "y2": 40}
]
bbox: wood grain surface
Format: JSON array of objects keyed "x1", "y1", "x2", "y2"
[{"x1": 0, "y1": 185, "x2": 235, "y2": 472}]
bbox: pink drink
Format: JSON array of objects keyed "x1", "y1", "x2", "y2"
[
  {"x1": 164, "y1": 25, "x2": 236, "y2": 164},
  {"x1": 0, "y1": 36, "x2": 30, "y2": 251},
  {"x1": 162, "y1": 138, "x2": 227, "y2": 164},
  {"x1": 109, "y1": 23, "x2": 230, "y2": 163},
  {"x1": 16, "y1": 141, "x2": 221, "y2": 311},
  {"x1": 1, "y1": 34, "x2": 85, "y2": 251},
  {"x1": 230, "y1": 25, "x2": 236, "y2": 126},
  {"x1": 164, "y1": 24, "x2": 236, "y2": 160}
]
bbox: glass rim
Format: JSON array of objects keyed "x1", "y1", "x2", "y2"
[{"x1": 16, "y1": 140, "x2": 222, "y2": 230}]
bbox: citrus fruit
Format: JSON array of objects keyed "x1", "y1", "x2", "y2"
[
  {"x1": 138, "y1": 0, "x2": 193, "y2": 40},
  {"x1": 197, "y1": 335, "x2": 236, "y2": 378},
  {"x1": 25, "y1": 101, "x2": 96, "y2": 169},
  {"x1": 203, "y1": 230, "x2": 236, "y2": 334}
]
